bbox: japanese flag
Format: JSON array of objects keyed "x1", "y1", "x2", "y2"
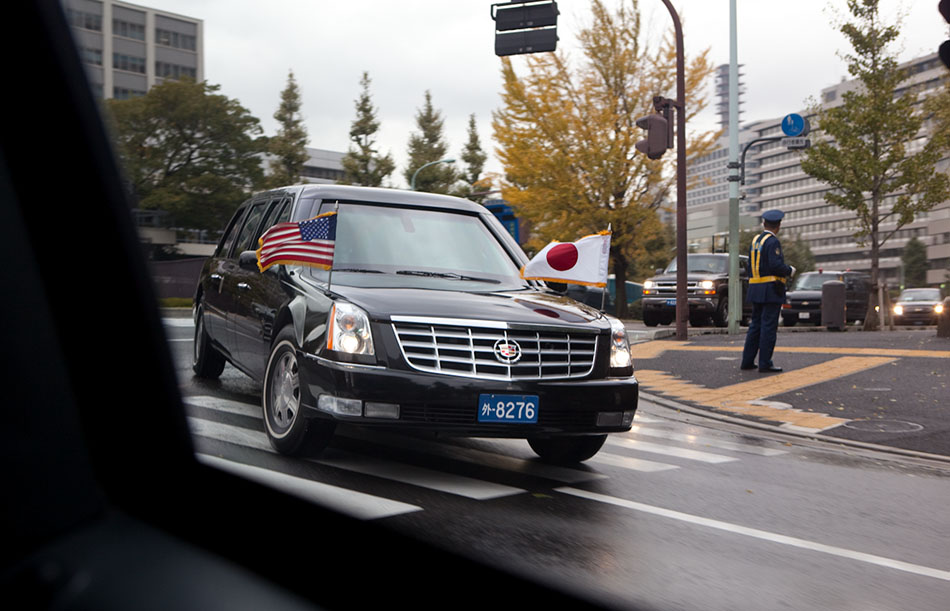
[{"x1": 521, "y1": 231, "x2": 611, "y2": 287}]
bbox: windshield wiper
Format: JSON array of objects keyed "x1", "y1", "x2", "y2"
[
  {"x1": 396, "y1": 269, "x2": 501, "y2": 284},
  {"x1": 332, "y1": 267, "x2": 385, "y2": 273}
]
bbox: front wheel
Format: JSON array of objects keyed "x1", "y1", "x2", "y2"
[
  {"x1": 528, "y1": 434, "x2": 607, "y2": 464},
  {"x1": 263, "y1": 326, "x2": 335, "y2": 456},
  {"x1": 713, "y1": 298, "x2": 729, "y2": 327},
  {"x1": 193, "y1": 305, "x2": 225, "y2": 379}
]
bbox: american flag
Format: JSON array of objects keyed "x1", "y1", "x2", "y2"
[{"x1": 257, "y1": 212, "x2": 337, "y2": 272}]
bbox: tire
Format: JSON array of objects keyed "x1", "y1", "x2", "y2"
[
  {"x1": 643, "y1": 310, "x2": 660, "y2": 327},
  {"x1": 713, "y1": 298, "x2": 729, "y2": 328},
  {"x1": 263, "y1": 326, "x2": 335, "y2": 456},
  {"x1": 689, "y1": 314, "x2": 707, "y2": 328},
  {"x1": 528, "y1": 434, "x2": 607, "y2": 464},
  {"x1": 193, "y1": 305, "x2": 225, "y2": 379}
]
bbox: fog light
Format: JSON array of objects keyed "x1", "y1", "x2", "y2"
[
  {"x1": 317, "y1": 394, "x2": 362, "y2": 417},
  {"x1": 622, "y1": 411, "x2": 635, "y2": 427},
  {"x1": 596, "y1": 411, "x2": 624, "y2": 427},
  {"x1": 364, "y1": 402, "x2": 400, "y2": 419}
]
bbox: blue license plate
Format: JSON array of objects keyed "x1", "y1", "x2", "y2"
[
  {"x1": 478, "y1": 394, "x2": 539, "y2": 424},
  {"x1": 665, "y1": 299, "x2": 676, "y2": 306}
]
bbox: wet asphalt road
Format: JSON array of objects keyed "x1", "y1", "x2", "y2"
[{"x1": 163, "y1": 314, "x2": 950, "y2": 610}]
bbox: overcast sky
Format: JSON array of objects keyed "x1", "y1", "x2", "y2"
[{"x1": 144, "y1": 1, "x2": 946, "y2": 188}]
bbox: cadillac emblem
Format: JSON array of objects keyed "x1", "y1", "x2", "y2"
[{"x1": 493, "y1": 339, "x2": 522, "y2": 364}]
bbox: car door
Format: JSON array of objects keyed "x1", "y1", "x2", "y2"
[
  {"x1": 231, "y1": 196, "x2": 294, "y2": 380},
  {"x1": 201, "y1": 203, "x2": 249, "y2": 359}
]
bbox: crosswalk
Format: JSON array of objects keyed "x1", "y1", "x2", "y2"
[{"x1": 182, "y1": 394, "x2": 789, "y2": 521}]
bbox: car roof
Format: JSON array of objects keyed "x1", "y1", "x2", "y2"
[{"x1": 270, "y1": 184, "x2": 487, "y2": 214}]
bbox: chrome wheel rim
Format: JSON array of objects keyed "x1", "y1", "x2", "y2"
[{"x1": 269, "y1": 351, "x2": 299, "y2": 433}]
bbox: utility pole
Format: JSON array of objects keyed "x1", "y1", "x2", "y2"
[{"x1": 726, "y1": 0, "x2": 741, "y2": 334}]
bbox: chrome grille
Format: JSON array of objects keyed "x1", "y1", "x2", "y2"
[{"x1": 391, "y1": 319, "x2": 598, "y2": 381}]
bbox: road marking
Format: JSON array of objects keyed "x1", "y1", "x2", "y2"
[
  {"x1": 197, "y1": 454, "x2": 421, "y2": 520},
  {"x1": 636, "y1": 356, "x2": 896, "y2": 432},
  {"x1": 188, "y1": 417, "x2": 271, "y2": 451},
  {"x1": 633, "y1": 340, "x2": 950, "y2": 360},
  {"x1": 163, "y1": 318, "x2": 195, "y2": 328},
  {"x1": 557, "y1": 487, "x2": 950, "y2": 583},
  {"x1": 185, "y1": 395, "x2": 261, "y2": 419},
  {"x1": 314, "y1": 453, "x2": 525, "y2": 500},
  {"x1": 625, "y1": 426, "x2": 788, "y2": 457},
  {"x1": 587, "y1": 451, "x2": 679, "y2": 472},
  {"x1": 606, "y1": 437, "x2": 738, "y2": 463}
]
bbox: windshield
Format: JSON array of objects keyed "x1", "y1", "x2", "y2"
[
  {"x1": 792, "y1": 273, "x2": 843, "y2": 290},
  {"x1": 664, "y1": 255, "x2": 728, "y2": 275},
  {"x1": 899, "y1": 288, "x2": 941, "y2": 302},
  {"x1": 308, "y1": 203, "x2": 526, "y2": 290}
]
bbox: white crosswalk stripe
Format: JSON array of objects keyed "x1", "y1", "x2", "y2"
[
  {"x1": 587, "y1": 451, "x2": 680, "y2": 472},
  {"x1": 605, "y1": 437, "x2": 738, "y2": 463},
  {"x1": 625, "y1": 426, "x2": 788, "y2": 457}
]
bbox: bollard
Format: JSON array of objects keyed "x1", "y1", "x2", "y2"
[
  {"x1": 822, "y1": 281, "x2": 846, "y2": 331},
  {"x1": 938, "y1": 297, "x2": 950, "y2": 338}
]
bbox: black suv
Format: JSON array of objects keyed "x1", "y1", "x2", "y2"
[
  {"x1": 781, "y1": 270, "x2": 870, "y2": 326},
  {"x1": 641, "y1": 253, "x2": 751, "y2": 327},
  {"x1": 192, "y1": 184, "x2": 639, "y2": 463}
]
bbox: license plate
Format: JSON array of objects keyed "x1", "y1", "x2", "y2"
[
  {"x1": 478, "y1": 394, "x2": 539, "y2": 424},
  {"x1": 665, "y1": 299, "x2": 676, "y2": 306},
  {"x1": 800, "y1": 312, "x2": 810, "y2": 319}
]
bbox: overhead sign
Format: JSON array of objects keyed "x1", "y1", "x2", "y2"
[
  {"x1": 781, "y1": 137, "x2": 810, "y2": 150},
  {"x1": 781, "y1": 114, "x2": 810, "y2": 137}
]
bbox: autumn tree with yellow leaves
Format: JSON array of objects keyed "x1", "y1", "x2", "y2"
[{"x1": 492, "y1": 0, "x2": 716, "y2": 317}]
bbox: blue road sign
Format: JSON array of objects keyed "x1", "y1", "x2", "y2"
[{"x1": 781, "y1": 113, "x2": 810, "y2": 137}]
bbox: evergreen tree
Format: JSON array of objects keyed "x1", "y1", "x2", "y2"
[
  {"x1": 901, "y1": 237, "x2": 928, "y2": 288},
  {"x1": 800, "y1": 0, "x2": 950, "y2": 329},
  {"x1": 267, "y1": 70, "x2": 309, "y2": 187},
  {"x1": 404, "y1": 91, "x2": 458, "y2": 193},
  {"x1": 452, "y1": 114, "x2": 489, "y2": 202},
  {"x1": 341, "y1": 72, "x2": 395, "y2": 186}
]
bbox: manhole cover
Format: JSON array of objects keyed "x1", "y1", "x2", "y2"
[{"x1": 842, "y1": 419, "x2": 924, "y2": 433}]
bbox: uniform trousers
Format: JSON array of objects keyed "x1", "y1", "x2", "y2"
[{"x1": 741, "y1": 302, "x2": 781, "y2": 370}]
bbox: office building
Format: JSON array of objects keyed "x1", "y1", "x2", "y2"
[{"x1": 64, "y1": 0, "x2": 203, "y2": 100}]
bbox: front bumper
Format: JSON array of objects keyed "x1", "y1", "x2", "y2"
[
  {"x1": 642, "y1": 296, "x2": 719, "y2": 314},
  {"x1": 296, "y1": 353, "x2": 639, "y2": 437}
]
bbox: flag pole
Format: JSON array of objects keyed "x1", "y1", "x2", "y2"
[
  {"x1": 600, "y1": 223, "x2": 611, "y2": 314},
  {"x1": 326, "y1": 201, "x2": 339, "y2": 293}
]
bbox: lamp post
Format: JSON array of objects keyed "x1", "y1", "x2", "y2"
[{"x1": 410, "y1": 158, "x2": 455, "y2": 191}]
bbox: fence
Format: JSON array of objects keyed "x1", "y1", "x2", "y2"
[{"x1": 149, "y1": 257, "x2": 206, "y2": 300}]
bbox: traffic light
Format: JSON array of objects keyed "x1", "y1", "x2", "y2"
[
  {"x1": 635, "y1": 114, "x2": 670, "y2": 160},
  {"x1": 492, "y1": 1, "x2": 559, "y2": 57},
  {"x1": 940, "y1": 0, "x2": 950, "y2": 69}
]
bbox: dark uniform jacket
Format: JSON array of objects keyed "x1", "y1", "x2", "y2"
[{"x1": 747, "y1": 231, "x2": 793, "y2": 304}]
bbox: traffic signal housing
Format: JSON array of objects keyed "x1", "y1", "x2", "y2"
[
  {"x1": 635, "y1": 113, "x2": 671, "y2": 160},
  {"x1": 941, "y1": 0, "x2": 950, "y2": 69}
]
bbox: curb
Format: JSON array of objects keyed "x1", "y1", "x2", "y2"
[{"x1": 638, "y1": 390, "x2": 950, "y2": 467}]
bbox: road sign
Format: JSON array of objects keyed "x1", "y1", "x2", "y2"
[
  {"x1": 781, "y1": 114, "x2": 810, "y2": 137},
  {"x1": 781, "y1": 137, "x2": 810, "y2": 150}
]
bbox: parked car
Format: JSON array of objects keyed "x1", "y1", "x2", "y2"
[
  {"x1": 782, "y1": 270, "x2": 870, "y2": 326},
  {"x1": 193, "y1": 184, "x2": 639, "y2": 464},
  {"x1": 893, "y1": 288, "x2": 945, "y2": 325},
  {"x1": 640, "y1": 253, "x2": 751, "y2": 327}
]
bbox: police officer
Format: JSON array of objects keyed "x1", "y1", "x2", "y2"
[{"x1": 741, "y1": 209, "x2": 793, "y2": 373}]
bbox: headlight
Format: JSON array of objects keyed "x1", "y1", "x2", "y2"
[
  {"x1": 327, "y1": 302, "x2": 375, "y2": 356},
  {"x1": 643, "y1": 280, "x2": 654, "y2": 289},
  {"x1": 608, "y1": 317, "x2": 632, "y2": 371},
  {"x1": 936, "y1": 303, "x2": 945, "y2": 314},
  {"x1": 893, "y1": 305, "x2": 903, "y2": 316},
  {"x1": 700, "y1": 280, "x2": 715, "y2": 290}
]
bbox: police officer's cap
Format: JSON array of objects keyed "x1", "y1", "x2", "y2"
[{"x1": 762, "y1": 209, "x2": 784, "y2": 223}]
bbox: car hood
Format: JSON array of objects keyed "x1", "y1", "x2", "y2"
[
  {"x1": 648, "y1": 272, "x2": 724, "y2": 283},
  {"x1": 786, "y1": 290, "x2": 822, "y2": 299},
  {"x1": 897, "y1": 300, "x2": 941, "y2": 307},
  {"x1": 331, "y1": 285, "x2": 609, "y2": 329}
]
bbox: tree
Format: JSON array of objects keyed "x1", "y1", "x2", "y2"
[
  {"x1": 267, "y1": 70, "x2": 309, "y2": 187},
  {"x1": 106, "y1": 78, "x2": 267, "y2": 231},
  {"x1": 341, "y1": 72, "x2": 395, "y2": 186},
  {"x1": 451, "y1": 114, "x2": 489, "y2": 202},
  {"x1": 404, "y1": 91, "x2": 459, "y2": 193},
  {"x1": 800, "y1": 0, "x2": 950, "y2": 329},
  {"x1": 492, "y1": 0, "x2": 716, "y2": 317},
  {"x1": 901, "y1": 236, "x2": 928, "y2": 288}
]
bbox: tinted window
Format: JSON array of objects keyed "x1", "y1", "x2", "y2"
[
  {"x1": 261, "y1": 198, "x2": 291, "y2": 232},
  {"x1": 217, "y1": 206, "x2": 247, "y2": 258},
  {"x1": 232, "y1": 202, "x2": 268, "y2": 254}
]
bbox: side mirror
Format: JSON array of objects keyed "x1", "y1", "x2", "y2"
[
  {"x1": 655, "y1": 268, "x2": 663, "y2": 275},
  {"x1": 238, "y1": 250, "x2": 259, "y2": 271}
]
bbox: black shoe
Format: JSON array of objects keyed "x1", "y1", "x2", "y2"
[
  {"x1": 759, "y1": 365, "x2": 783, "y2": 373},
  {"x1": 740, "y1": 364, "x2": 756, "y2": 370}
]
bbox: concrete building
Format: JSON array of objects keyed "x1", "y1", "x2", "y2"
[
  {"x1": 64, "y1": 0, "x2": 203, "y2": 100},
  {"x1": 686, "y1": 53, "x2": 950, "y2": 288}
]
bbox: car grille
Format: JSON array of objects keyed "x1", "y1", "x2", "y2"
[
  {"x1": 391, "y1": 319, "x2": 598, "y2": 381},
  {"x1": 650, "y1": 281, "x2": 697, "y2": 296}
]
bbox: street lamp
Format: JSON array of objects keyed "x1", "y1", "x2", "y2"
[{"x1": 410, "y1": 158, "x2": 455, "y2": 191}]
